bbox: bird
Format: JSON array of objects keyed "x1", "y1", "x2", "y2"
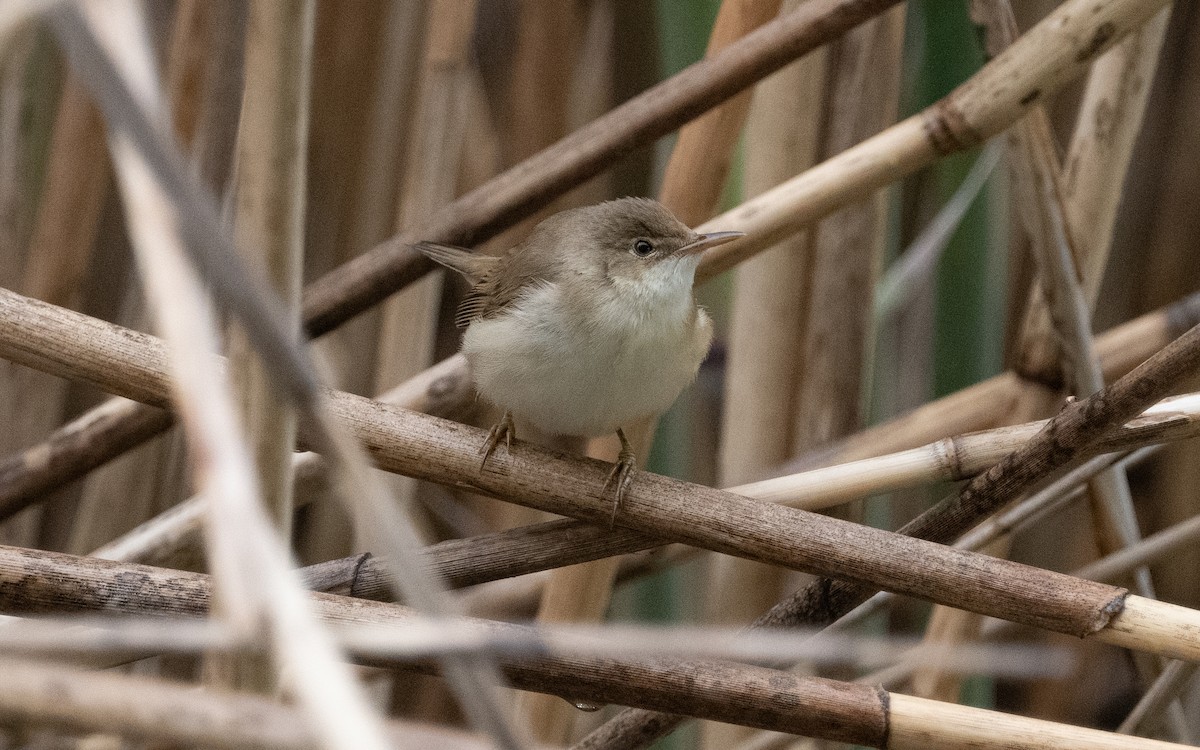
[{"x1": 414, "y1": 197, "x2": 742, "y2": 525}]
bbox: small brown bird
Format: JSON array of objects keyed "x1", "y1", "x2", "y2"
[{"x1": 415, "y1": 197, "x2": 742, "y2": 524}]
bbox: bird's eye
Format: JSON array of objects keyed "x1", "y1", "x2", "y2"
[{"x1": 632, "y1": 239, "x2": 654, "y2": 257}]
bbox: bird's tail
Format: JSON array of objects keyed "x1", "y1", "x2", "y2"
[{"x1": 413, "y1": 241, "x2": 497, "y2": 282}]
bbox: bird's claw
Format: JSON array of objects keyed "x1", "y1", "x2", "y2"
[
  {"x1": 479, "y1": 411, "x2": 516, "y2": 472},
  {"x1": 603, "y1": 429, "x2": 637, "y2": 527}
]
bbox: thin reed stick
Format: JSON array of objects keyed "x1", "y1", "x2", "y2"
[
  {"x1": 1118, "y1": 660, "x2": 1199, "y2": 736},
  {"x1": 886, "y1": 693, "x2": 1183, "y2": 750}
]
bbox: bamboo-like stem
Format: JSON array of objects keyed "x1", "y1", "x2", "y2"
[
  {"x1": 2, "y1": 288, "x2": 1193, "y2": 536},
  {"x1": 886, "y1": 693, "x2": 1183, "y2": 750},
  {"x1": 11, "y1": 72, "x2": 108, "y2": 550},
  {"x1": 0, "y1": 615, "x2": 1078, "y2": 683},
  {"x1": 54, "y1": 6, "x2": 527, "y2": 743},
  {"x1": 1077, "y1": 509, "x2": 1200, "y2": 586},
  {"x1": 91, "y1": 355, "x2": 473, "y2": 567},
  {"x1": 659, "y1": 0, "x2": 783, "y2": 227},
  {"x1": 834, "y1": 449, "x2": 1152, "y2": 642},
  {"x1": 695, "y1": 0, "x2": 1171, "y2": 280},
  {"x1": 0, "y1": 546, "x2": 1194, "y2": 750},
  {"x1": 209, "y1": 0, "x2": 312, "y2": 692},
  {"x1": 371, "y1": 0, "x2": 473, "y2": 555},
  {"x1": 227, "y1": 0, "x2": 311, "y2": 536},
  {"x1": 301, "y1": 0, "x2": 902, "y2": 333},
  {"x1": 529, "y1": 3, "x2": 783, "y2": 737},
  {"x1": 710, "y1": 0, "x2": 826, "y2": 638},
  {"x1": 19, "y1": 73, "x2": 107, "y2": 309},
  {"x1": 1099, "y1": 596, "x2": 1200, "y2": 662},
  {"x1": 996, "y1": 3, "x2": 1186, "y2": 732},
  {"x1": 803, "y1": 290, "x2": 1200, "y2": 469},
  {"x1": 1005, "y1": 2, "x2": 1155, "y2": 591},
  {"x1": 1065, "y1": 6, "x2": 1171, "y2": 309}
]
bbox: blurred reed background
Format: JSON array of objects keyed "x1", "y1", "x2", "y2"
[{"x1": 1, "y1": 0, "x2": 1200, "y2": 748}]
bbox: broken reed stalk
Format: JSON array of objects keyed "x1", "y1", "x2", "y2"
[
  {"x1": 0, "y1": 0, "x2": 1159, "y2": 517},
  {"x1": 5, "y1": 290, "x2": 1200, "y2": 660},
  {"x1": 0, "y1": 546, "x2": 1191, "y2": 750}
]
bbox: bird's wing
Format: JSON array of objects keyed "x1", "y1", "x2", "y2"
[
  {"x1": 413, "y1": 242, "x2": 512, "y2": 328},
  {"x1": 454, "y1": 265, "x2": 537, "y2": 328},
  {"x1": 415, "y1": 240, "x2": 560, "y2": 329}
]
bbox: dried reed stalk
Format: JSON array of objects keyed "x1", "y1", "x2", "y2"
[
  {"x1": 301, "y1": 0, "x2": 901, "y2": 332},
  {"x1": 6, "y1": 73, "x2": 107, "y2": 550},
  {"x1": 90, "y1": 356, "x2": 473, "y2": 568},
  {"x1": 79, "y1": 2, "x2": 392, "y2": 745},
  {"x1": 228, "y1": 0, "x2": 310, "y2": 549},
  {"x1": 209, "y1": 0, "x2": 312, "y2": 692},
  {"x1": 710, "y1": 0, "x2": 826, "y2": 638},
  {"x1": 804, "y1": 290, "x2": 1200, "y2": 469},
  {"x1": 372, "y1": 0, "x2": 474, "y2": 478}
]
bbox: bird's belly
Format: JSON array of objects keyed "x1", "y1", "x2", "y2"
[{"x1": 463, "y1": 305, "x2": 711, "y2": 437}]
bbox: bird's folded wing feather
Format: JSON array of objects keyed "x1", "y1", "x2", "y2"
[{"x1": 414, "y1": 240, "x2": 537, "y2": 328}]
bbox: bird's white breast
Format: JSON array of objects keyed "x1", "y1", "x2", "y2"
[{"x1": 463, "y1": 259, "x2": 712, "y2": 437}]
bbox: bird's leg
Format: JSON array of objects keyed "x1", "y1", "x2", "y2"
[
  {"x1": 603, "y1": 427, "x2": 637, "y2": 527},
  {"x1": 479, "y1": 410, "x2": 516, "y2": 472}
]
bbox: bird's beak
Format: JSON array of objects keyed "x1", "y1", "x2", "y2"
[{"x1": 678, "y1": 230, "x2": 745, "y2": 256}]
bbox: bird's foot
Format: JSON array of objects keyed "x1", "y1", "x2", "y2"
[
  {"x1": 603, "y1": 428, "x2": 637, "y2": 528},
  {"x1": 479, "y1": 411, "x2": 516, "y2": 472}
]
